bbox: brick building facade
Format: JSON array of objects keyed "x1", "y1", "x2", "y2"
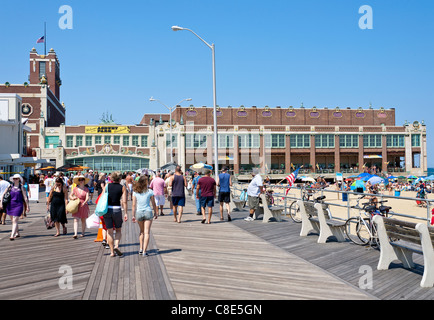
[
  {"x1": 139, "y1": 105, "x2": 427, "y2": 178},
  {"x1": 0, "y1": 48, "x2": 66, "y2": 165}
]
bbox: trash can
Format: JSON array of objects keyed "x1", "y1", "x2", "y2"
[
  {"x1": 394, "y1": 190, "x2": 401, "y2": 197},
  {"x1": 342, "y1": 192, "x2": 348, "y2": 202}
]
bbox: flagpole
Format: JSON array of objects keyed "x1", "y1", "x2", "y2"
[{"x1": 44, "y1": 22, "x2": 46, "y2": 55}]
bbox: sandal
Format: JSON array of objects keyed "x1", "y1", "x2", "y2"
[{"x1": 114, "y1": 248, "x2": 123, "y2": 257}]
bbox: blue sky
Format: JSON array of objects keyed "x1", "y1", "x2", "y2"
[{"x1": 1, "y1": 0, "x2": 434, "y2": 165}]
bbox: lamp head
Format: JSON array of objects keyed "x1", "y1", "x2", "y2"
[
  {"x1": 149, "y1": 97, "x2": 155, "y2": 101},
  {"x1": 171, "y1": 25, "x2": 184, "y2": 31}
]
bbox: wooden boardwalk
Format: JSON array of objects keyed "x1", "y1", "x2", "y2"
[
  {"x1": 0, "y1": 199, "x2": 175, "y2": 300},
  {"x1": 0, "y1": 192, "x2": 432, "y2": 300},
  {"x1": 229, "y1": 209, "x2": 434, "y2": 300},
  {"x1": 151, "y1": 210, "x2": 371, "y2": 300}
]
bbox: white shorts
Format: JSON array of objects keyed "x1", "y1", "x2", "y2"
[{"x1": 154, "y1": 195, "x2": 165, "y2": 206}]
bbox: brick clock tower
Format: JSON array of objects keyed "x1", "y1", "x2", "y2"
[
  {"x1": 29, "y1": 47, "x2": 62, "y2": 100},
  {"x1": 0, "y1": 48, "x2": 66, "y2": 161}
]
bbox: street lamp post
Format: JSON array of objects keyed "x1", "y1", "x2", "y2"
[
  {"x1": 171, "y1": 25, "x2": 219, "y2": 178},
  {"x1": 149, "y1": 97, "x2": 192, "y2": 164}
]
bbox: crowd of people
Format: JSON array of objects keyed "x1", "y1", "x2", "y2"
[
  {"x1": 4, "y1": 164, "x2": 430, "y2": 256},
  {"x1": 0, "y1": 165, "x2": 238, "y2": 257}
]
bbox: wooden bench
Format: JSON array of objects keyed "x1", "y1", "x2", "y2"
[
  {"x1": 298, "y1": 200, "x2": 320, "y2": 237},
  {"x1": 373, "y1": 215, "x2": 434, "y2": 287},
  {"x1": 253, "y1": 194, "x2": 285, "y2": 223},
  {"x1": 313, "y1": 203, "x2": 346, "y2": 243},
  {"x1": 298, "y1": 200, "x2": 346, "y2": 243},
  {"x1": 229, "y1": 190, "x2": 246, "y2": 212}
]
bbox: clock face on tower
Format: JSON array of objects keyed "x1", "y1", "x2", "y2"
[{"x1": 21, "y1": 103, "x2": 32, "y2": 116}]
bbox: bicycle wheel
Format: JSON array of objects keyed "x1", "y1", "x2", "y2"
[
  {"x1": 289, "y1": 201, "x2": 302, "y2": 223},
  {"x1": 345, "y1": 217, "x2": 370, "y2": 245}
]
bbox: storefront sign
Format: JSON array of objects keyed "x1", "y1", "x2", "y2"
[
  {"x1": 85, "y1": 126, "x2": 130, "y2": 134},
  {"x1": 29, "y1": 184, "x2": 39, "y2": 202},
  {"x1": 363, "y1": 155, "x2": 382, "y2": 159}
]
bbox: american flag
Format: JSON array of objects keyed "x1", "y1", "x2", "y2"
[
  {"x1": 284, "y1": 167, "x2": 300, "y2": 196},
  {"x1": 285, "y1": 167, "x2": 300, "y2": 188},
  {"x1": 36, "y1": 36, "x2": 45, "y2": 44}
]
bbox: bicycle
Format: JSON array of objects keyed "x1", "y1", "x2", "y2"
[
  {"x1": 344, "y1": 195, "x2": 392, "y2": 247},
  {"x1": 289, "y1": 187, "x2": 332, "y2": 223}
]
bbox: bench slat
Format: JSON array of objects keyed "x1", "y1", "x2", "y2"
[
  {"x1": 387, "y1": 231, "x2": 421, "y2": 246},
  {"x1": 326, "y1": 220, "x2": 346, "y2": 227},
  {"x1": 383, "y1": 218, "x2": 425, "y2": 246},
  {"x1": 391, "y1": 240, "x2": 423, "y2": 255},
  {"x1": 385, "y1": 224, "x2": 420, "y2": 238}
]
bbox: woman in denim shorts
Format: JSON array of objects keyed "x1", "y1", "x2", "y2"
[{"x1": 132, "y1": 176, "x2": 158, "y2": 256}]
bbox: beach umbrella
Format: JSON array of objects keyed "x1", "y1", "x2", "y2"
[
  {"x1": 302, "y1": 177, "x2": 315, "y2": 183},
  {"x1": 40, "y1": 166, "x2": 55, "y2": 171},
  {"x1": 56, "y1": 164, "x2": 81, "y2": 172},
  {"x1": 407, "y1": 175, "x2": 418, "y2": 179},
  {"x1": 357, "y1": 172, "x2": 372, "y2": 178},
  {"x1": 360, "y1": 174, "x2": 374, "y2": 181},
  {"x1": 413, "y1": 177, "x2": 427, "y2": 185},
  {"x1": 190, "y1": 163, "x2": 213, "y2": 172},
  {"x1": 136, "y1": 168, "x2": 155, "y2": 176},
  {"x1": 350, "y1": 180, "x2": 366, "y2": 191},
  {"x1": 425, "y1": 175, "x2": 434, "y2": 181},
  {"x1": 66, "y1": 166, "x2": 86, "y2": 172},
  {"x1": 367, "y1": 176, "x2": 384, "y2": 185}
]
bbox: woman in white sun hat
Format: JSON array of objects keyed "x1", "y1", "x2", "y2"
[
  {"x1": 69, "y1": 175, "x2": 90, "y2": 239},
  {"x1": 0, "y1": 174, "x2": 29, "y2": 240}
]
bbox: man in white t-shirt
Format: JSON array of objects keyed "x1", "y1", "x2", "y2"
[
  {"x1": 244, "y1": 168, "x2": 264, "y2": 221},
  {"x1": 44, "y1": 173, "x2": 54, "y2": 202}
]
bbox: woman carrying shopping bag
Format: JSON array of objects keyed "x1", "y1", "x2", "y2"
[{"x1": 69, "y1": 175, "x2": 90, "y2": 239}]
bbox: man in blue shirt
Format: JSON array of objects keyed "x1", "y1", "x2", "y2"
[{"x1": 217, "y1": 167, "x2": 232, "y2": 221}]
